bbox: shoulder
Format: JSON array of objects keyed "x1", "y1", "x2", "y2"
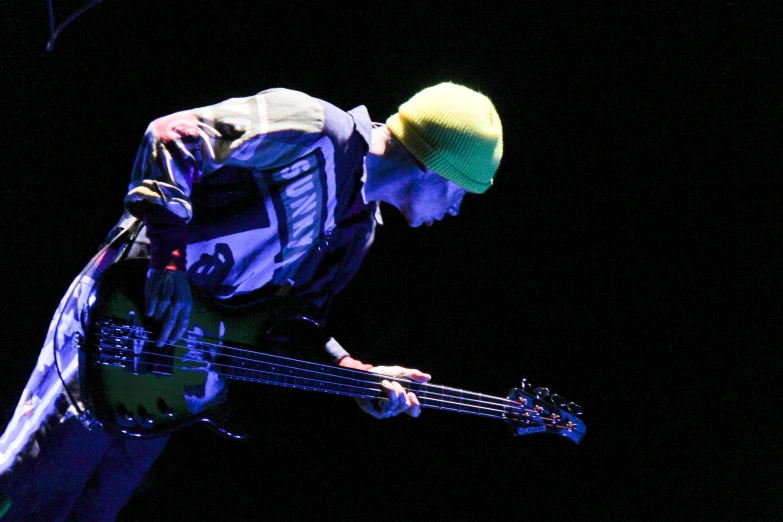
[
  {"x1": 264, "y1": 89, "x2": 372, "y2": 151},
  {"x1": 251, "y1": 88, "x2": 326, "y2": 132},
  {"x1": 254, "y1": 89, "x2": 361, "y2": 144},
  {"x1": 256, "y1": 87, "x2": 322, "y2": 112}
]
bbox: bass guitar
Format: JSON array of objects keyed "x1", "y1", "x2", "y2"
[{"x1": 76, "y1": 260, "x2": 586, "y2": 444}]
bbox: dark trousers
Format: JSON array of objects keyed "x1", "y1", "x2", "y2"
[{"x1": 0, "y1": 415, "x2": 168, "y2": 522}]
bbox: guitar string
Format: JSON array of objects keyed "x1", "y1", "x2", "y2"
[
  {"x1": 95, "y1": 332, "x2": 547, "y2": 421},
  {"x1": 98, "y1": 325, "x2": 525, "y2": 409},
  {"x1": 96, "y1": 340, "x2": 527, "y2": 420},
  {"x1": 96, "y1": 352, "x2": 526, "y2": 421}
]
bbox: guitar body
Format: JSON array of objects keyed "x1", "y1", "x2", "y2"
[{"x1": 80, "y1": 259, "x2": 313, "y2": 439}]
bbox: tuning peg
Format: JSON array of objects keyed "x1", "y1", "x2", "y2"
[
  {"x1": 548, "y1": 393, "x2": 567, "y2": 408},
  {"x1": 533, "y1": 386, "x2": 550, "y2": 399},
  {"x1": 520, "y1": 378, "x2": 532, "y2": 392},
  {"x1": 567, "y1": 402, "x2": 583, "y2": 415}
]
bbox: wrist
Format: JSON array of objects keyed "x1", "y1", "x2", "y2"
[
  {"x1": 339, "y1": 356, "x2": 374, "y2": 371},
  {"x1": 144, "y1": 207, "x2": 187, "y2": 271}
]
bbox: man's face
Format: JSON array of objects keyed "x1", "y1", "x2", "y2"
[{"x1": 400, "y1": 168, "x2": 468, "y2": 228}]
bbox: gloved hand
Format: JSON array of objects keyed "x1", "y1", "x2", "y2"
[
  {"x1": 355, "y1": 366, "x2": 432, "y2": 419},
  {"x1": 144, "y1": 268, "x2": 192, "y2": 347}
]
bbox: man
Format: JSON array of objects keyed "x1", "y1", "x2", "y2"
[{"x1": 0, "y1": 81, "x2": 503, "y2": 521}]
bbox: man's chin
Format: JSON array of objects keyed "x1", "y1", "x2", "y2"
[{"x1": 408, "y1": 219, "x2": 434, "y2": 228}]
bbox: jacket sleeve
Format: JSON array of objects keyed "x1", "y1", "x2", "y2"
[{"x1": 125, "y1": 88, "x2": 326, "y2": 221}]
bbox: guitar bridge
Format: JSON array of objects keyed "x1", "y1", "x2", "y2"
[{"x1": 94, "y1": 316, "x2": 175, "y2": 377}]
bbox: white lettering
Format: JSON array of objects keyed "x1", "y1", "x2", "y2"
[
  {"x1": 291, "y1": 193, "x2": 317, "y2": 218},
  {"x1": 279, "y1": 159, "x2": 311, "y2": 180},
  {"x1": 285, "y1": 175, "x2": 314, "y2": 198},
  {"x1": 516, "y1": 425, "x2": 547, "y2": 435},
  {"x1": 291, "y1": 213, "x2": 315, "y2": 238},
  {"x1": 288, "y1": 233, "x2": 315, "y2": 249}
]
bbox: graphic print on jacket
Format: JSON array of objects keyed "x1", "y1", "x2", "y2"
[{"x1": 186, "y1": 146, "x2": 335, "y2": 299}]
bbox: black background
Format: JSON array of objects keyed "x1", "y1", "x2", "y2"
[{"x1": 2, "y1": 2, "x2": 780, "y2": 520}]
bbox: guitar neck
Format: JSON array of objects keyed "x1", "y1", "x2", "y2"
[{"x1": 219, "y1": 347, "x2": 510, "y2": 421}]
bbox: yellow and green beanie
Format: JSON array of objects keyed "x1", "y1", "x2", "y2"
[{"x1": 386, "y1": 82, "x2": 503, "y2": 194}]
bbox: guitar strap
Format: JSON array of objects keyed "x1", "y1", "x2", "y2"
[{"x1": 52, "y1": 215, "x2": 144, "y2": 429}]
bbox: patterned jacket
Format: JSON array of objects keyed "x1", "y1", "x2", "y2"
[{"x1": 125, "y1": 87, "x2": 379, "y2": 321}]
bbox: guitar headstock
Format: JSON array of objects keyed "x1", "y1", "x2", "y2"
[{"x1": 505, "y1": 379, "x2": 586, "y2": 444}]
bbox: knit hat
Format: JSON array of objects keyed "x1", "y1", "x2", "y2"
[{"x1": 386, "y1": 82, "x2": 503, "y2": 194}]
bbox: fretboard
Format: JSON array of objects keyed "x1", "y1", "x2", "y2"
[{"x1": 219, "y1": 345, "x2": 512, "y2": 420}]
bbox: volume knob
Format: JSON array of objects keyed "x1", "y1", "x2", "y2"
[
  {"x1": 156, "y1": 398, "x2": 175, "y2": 418},
  {"x1": 116, "y1": 403, "x2": 135, "y2": 423},
  {"x1": 137, "y1": 406, "x2": 155, "y2": 428}
]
